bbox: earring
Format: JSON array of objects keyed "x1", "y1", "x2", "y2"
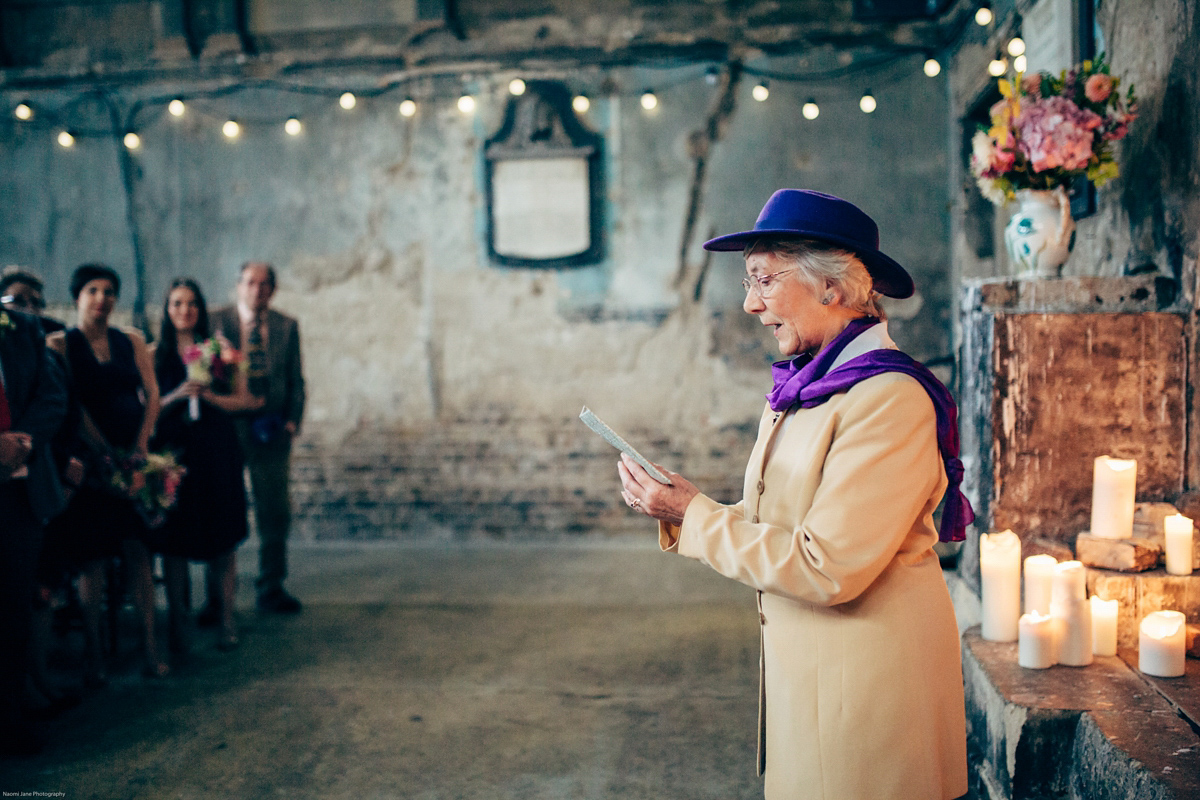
[{"x1": 820, "y1": 292, "x2": 834, "y2": 306}]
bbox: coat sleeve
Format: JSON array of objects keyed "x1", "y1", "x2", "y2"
[
  {"x1": 12, "y1": 315, "x2": 68, "y2": 447},
  {"x1": 672, "y1": 375, "x2": 943, "y2": 607},
  {"x1": 283, "y1": 318, "x2": 305, "y2": 428}
]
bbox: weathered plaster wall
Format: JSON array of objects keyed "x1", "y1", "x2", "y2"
[{"x1": 2, "y1": 49, "x2": 952, "y2": 539}]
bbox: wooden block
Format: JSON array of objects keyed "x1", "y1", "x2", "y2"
[
  {"x1": 1075, "y1": 533, "x2": 1162, "y2": 572},
  {"x1": 1188, "y1": 625, "x2": 1200, "y2": 659}
]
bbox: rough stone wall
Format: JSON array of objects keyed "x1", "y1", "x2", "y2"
[{"x1": 2, "y1": 18, "x2": 954, "y2": 539}]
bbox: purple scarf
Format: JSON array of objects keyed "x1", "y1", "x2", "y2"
[{"x1": 766, "y1": 317, "x2": 973, "y2": 543}]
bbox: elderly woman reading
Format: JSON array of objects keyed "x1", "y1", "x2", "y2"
[{"x1": 617, "y1": 190, "x2": 972, "y2": 800}]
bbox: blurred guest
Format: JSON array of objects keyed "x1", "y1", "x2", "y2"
[
  {"x1": 0, "y1": 305, "x2": 67, "y2": 755},
  {"x1": 1, "y1": 266, "x2": 65, "y2": 334},
  {"x1": 46, "y1": 264, "x2": 167, "y2": 681},
  {"x1": 211, "y1": 262, "x2": 305, "y2": 615},
  {"x1": 150, "y1": 279, "x2": 262, "y2": 652}
]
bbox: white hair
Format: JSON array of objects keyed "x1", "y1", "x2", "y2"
[{"x1": 743, "y1": 238, "x2": 886, "y2": 319}]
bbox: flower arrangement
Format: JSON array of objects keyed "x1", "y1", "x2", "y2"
[
  {"x1": 183, "y1": 335, "x2": 242, "y2": 392},
  {"x1": 182, "y1": 335, "x2": 242, "y2": 419},
  {"x1": 971, "y1": 54, "x2": 1137, "y2": 205},
  {"x1": 109, "y1": 451, "x2": 187, "y2": 528}
]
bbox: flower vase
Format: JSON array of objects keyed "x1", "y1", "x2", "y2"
[{"x1": 1004, "y1": 189, "x2": 1075, "y2": 278}]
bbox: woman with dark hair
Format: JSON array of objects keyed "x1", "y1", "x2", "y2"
[
  {"x1": 45, "y1": 263, "x2": 166, "y2": 681},
  {"x1": 150, "y1": 279, "x2": 261, "y2": 652}
]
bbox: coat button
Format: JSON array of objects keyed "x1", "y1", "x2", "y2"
[{"x1": 757, "y1": 480, "x2": 765, "y2": 493}]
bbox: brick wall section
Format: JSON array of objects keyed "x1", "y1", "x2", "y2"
[{"x1": 290, "y1": 418, "x2": 756, "y2": 541}]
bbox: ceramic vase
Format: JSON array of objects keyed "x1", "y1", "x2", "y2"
[{"x1": 1003, "y1": 189, "x2": 1075, "y2": 278}]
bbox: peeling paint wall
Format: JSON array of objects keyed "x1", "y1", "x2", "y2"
[{"x1": 2, "y1": 49, "x2": 952, "y2": 539}]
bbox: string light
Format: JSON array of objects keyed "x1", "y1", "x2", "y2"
[
  {"x1": 222, "y1": 120, "x2": 240, "y2": 138},
  {"x1": 1013, "y1": 54, "x2": 1027, "y2": 73},
  {"x1": 399, "y1": 98, "x2": 417, "y2": 117},
  {"x1": 457, "y1": 94, "x2": 476, "y2": 113},
  {"x1": 339, "y1": 92, "x2": 357, "y2": 110},
  {"x1": 168, "y1": 99, "x2": 185, "y2": 117},
  {"x1": 975, "y1": 2, "x2": 993, "y2": 26},
  {"x1": 705, "y1": 66, "x2": 720, "y2": 86},
  {"x1": 802, "y1": 99, "x2": 819, "y2": 120},
  {"x1": 859, "y1": 91, "x2": 877, "y2": 113},
  {"x1": 508, "y1": 78, "x2": 526, "y2": 96},
  {"x1": 924, "y1": 58, "x2": 942, "y2": 77},
  {"x1": 57, "y1": 131, "x2": 75, "y2": 148},
  {"x1": 640, "y1": 90, "x2": 658, "y2": 110},
  {"x1": 572, "y1": 95, "x2": 590, "y2": 113},
  {"x1": 752, "y1": 81, "x2": 770, "y2": 102},
  {"x1": 123, "y1": 132, "x2": 141, "y2": 150},
  {"x1": 1008, "y1": 37, "x2": 1026, "y2": 57},
  {"x1": 988, "y1": 53, "x2": 1008, "y2": 77},
  {"x1": 14, "y1": 103, "x2": 32, "y2": 120},
  {"x1": 284, "y1": 117, "x2": 302, "y2": 136}
]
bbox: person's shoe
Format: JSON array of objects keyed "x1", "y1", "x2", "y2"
[
  {"x1": 256, "y1": 589, "x2": 302, "y2": 614},
  {"x1": 195, "y1": 604, "x2": 221, "y2": 629}
]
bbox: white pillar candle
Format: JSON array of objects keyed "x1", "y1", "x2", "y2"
[
  {"x1": 1164, "y1": 513, "x2": 1194, "y2": 576},
  {"x1": 980, "y1": 530, "x2": 1022, "y2": 642},
  {"x1": 1090, "y1": 596, "x2": 1118, "y2": 656},
  {"x1": 1023, "y1": 554, "x2": 1057, "y2": 615},
  {"x1": 1051, "y1": 561, "x2": 1093, "y2": 666},
  {"x1": 1018, "y1": 611, "x2": 1058, "y2": 669},
  {"x1": 1138, "y1": 610, "x2": 1187, "y2": 678},
  {"x1": 1090, "y1": 456, "x2": 1137, "y2": 539}
]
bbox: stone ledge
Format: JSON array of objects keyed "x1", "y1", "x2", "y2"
[
  {"x1": 964, "y1": 274, "x2": 1179, "y2": 314},
  {"x1": 963, "y1": 629, "x2": 1200, "y2": 800}
]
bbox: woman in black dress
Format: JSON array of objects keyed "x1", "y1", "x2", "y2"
[
  {"x1": 150, "y1": 279, "x2": 261, "y2": 651},
  {"x1": 46, "y1": 264, "x2": 165, "y2": 680}
]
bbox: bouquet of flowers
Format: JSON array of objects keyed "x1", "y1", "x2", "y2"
[
  {"x1": 181, "y1": 335, "x2": 242, "y2": 420},
  {"x1": 108, "y1": 451, "x2": 187, "y2": 529},
  {"x1": 971, "y1": 53, "x2": 1137, "y2": 205}
]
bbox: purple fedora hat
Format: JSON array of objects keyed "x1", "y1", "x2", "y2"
[{"x1": 703, "y1": 189, "x2": 914, "y2": 299}]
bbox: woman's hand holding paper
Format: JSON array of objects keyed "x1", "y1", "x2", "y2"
[{"x1": 618, "y1": 453, "x2": 699, "y2": 526}]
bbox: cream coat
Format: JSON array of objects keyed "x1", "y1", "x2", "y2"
[{"x1": 660, "y1": 372, "x2": 967, "y2": 800}]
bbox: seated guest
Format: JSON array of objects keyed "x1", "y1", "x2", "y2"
[
  {"x1": 0, "y1": 305, "x2": 67, "y2": 755},
  {"x1": 1, "y1": 266, "x2": 66, "y2": 333},
  {"x1": 149, "y1": 279, "x2": 262, "y2": 653},
  {"x1": 45, "y1": 264, "x2": 167, "y2": 681}
]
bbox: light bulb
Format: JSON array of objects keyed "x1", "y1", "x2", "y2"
[
  {"x1": 988, "y1": 56, "x2": 1008, "y2": 77},
  {"x1": 802, "y1": 99, "x2": 819, "y2": 120},
  {"x1": 572, "y1": 95, "x2": 590, "y2": 113},
  {"x1": 859, "y1": 92, "x2": 877, "y2": 113},
  {"x1": 1013, "y1": 54, "x2": 1027, "y2": 73},
  {"x1": 168, "y1": 99, "x2": 185, "y2": 117},
  {"x1": 14, "y1": 103, "x2": 31, "y2": 120},
  {"x1": 457, "y1": 94, "x2": 476, "y2": 113},
  {"x1": 284, "y1": 117, "x2": 302, "y2": 136},
  {"x1": 123, "y1": 132, "x2": 141, "y2": 150},
  {"x1": 704, "y1": 67, "x2": 720, "y2": 86},
  {"x1": 223, "y1": 120, "x2": 240, "y2": 138},
  {"x1": 752, "y1": 82, "x2": 770, "y2": 102},
  {"x1": 339, "y1": 92, "x2": 356, "y2": 110},
  {"x1": 508, "y1": 78, "x2": 526, "y2": 96},
  {"x1": 640, "y1": 90, "x2": 658, "y2": 110},
  {"x1": 924, "y1": 58, "x2": 941, "y2": 77},
  {"x1": 399, "y1": 99, "x2": 417, "y2": 118},
  {"x1": 975, "y1": 5, "x2": 993, "y2": 26},
  {"x1": 1008, "y1": 37, "x2": 1026, "y2": 56},
  {"x1": 57, "y1": 131, "x2": 75, "y2": 148}
]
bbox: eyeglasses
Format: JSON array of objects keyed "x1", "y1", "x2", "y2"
[
  {"x1": 0, "y1": 293, "x2": 46, "y2": 311},
  {"x1": 741, "y1": 268, "x2": 798, "y2": 298}
]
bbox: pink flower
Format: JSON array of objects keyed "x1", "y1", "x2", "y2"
[
  {"x1": 1021, "y1": 74, "x2": 1042, "y2": 98},
  {"x1": 1085, "y1": 74, "x2": 1114, "y2": 103},
  {"x1": 182, "y1": 344, "x2": 204, "y2": 365},
  {"x1": 131, "y1": 471, "x2": 147, "y2": 493},
  {"x1": 970, "y1": 131, "x2": 1015, "y2": 179},
  {"x1": 1014, "y1": 96, "x2": 1103, "y2": 173}
]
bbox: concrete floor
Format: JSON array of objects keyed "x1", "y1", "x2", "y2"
[{"x1": 1, "y1": 541, "x2": 763, "y2": 799}]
